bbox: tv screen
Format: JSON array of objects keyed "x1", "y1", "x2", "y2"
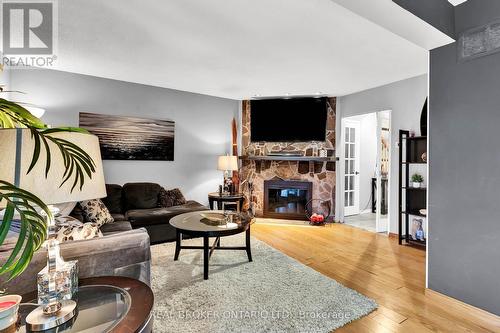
[{"x1": 250, "y1": 97, "x2": 327, "y2": 142}]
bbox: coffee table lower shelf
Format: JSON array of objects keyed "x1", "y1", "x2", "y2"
[{"x1": 174, "y1": 227, "x2": 253, "y2": 280}]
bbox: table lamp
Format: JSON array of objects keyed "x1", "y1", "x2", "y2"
[
  {"x1": 0, "y1": 128, "x2": 106, "y2": 331},
  {"x1": 217, "y1": 155, "x2": 238, "y2": 194}
]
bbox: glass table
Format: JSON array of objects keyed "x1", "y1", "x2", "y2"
[{"x1": 17, "y1": 277, "x2": 153, "y2": 333}]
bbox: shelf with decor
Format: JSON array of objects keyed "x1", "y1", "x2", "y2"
[{"x1": 398, "y1": 130, "x2": 427, "y2": 248}]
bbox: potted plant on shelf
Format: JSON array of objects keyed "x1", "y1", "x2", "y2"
[{"x1": 411, "y1": 173, "x2": 424, "y2": 188}]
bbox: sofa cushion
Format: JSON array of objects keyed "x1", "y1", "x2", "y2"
[
  {"x1": 126, "y1": 201, "x2": 207, "y2": 227},
  {"x1": 79, "y1": 199, "x2": 114, "y2": 227},
  {"x1": 123, "y1": 183, "x2": 161, "y2": 210},
  {"x1": 102, "y1": 184, "x2": 123, "y2": 214},
  {"x1": 158, "y1": 188, "x2": 187, "y2": 207},
  {"x1": 111, "y1": 213, "x2": 127, "y2": 222},
  {"x1": 100, "y1": 221, "x2": 133, "y2": 235}
]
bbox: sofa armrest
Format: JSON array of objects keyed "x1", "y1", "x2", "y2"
[{"x1": 0, "y1": 229, "x2": 151, "y2": 295}]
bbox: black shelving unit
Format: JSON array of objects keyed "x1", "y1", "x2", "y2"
[{"x1": 398, "y1": 130, "x2": 427, "y2": 248}]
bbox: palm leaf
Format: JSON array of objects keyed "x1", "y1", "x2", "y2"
[
  {"x1": 0, "y1": 181, "x2": 50, "y2": 280},
  {"x1": 0, "y1": 99, "x2": 46, "y2": 129},
  {"x1": 26, "y1": 127, "x2": 96, "y2": 191}
]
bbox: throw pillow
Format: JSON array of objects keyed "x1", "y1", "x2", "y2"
[
  {"x1": 158, "y1": 188, "x2": 187, "y2": 207},
  {"x1": 78, "y1": 199, "x2": 114, "y2": 227},
  {"x1": 55, "y1": 216, "x2": 102, "y2": 243}
]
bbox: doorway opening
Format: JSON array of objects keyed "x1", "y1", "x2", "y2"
[{"x1": 341, "y1": 110, "x2": 391, "y2": 233}]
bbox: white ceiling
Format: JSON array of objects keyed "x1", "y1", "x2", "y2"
[
  {"x1": 448, "y1": 0, "x2": 468, "y2": 5},
  {"x1": 48, "y1": 0, "x2": 454, "y2": 100}
]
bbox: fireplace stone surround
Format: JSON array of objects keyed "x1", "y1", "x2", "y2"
[{"x1": 240, "y1": 98, "x2": 336, "y2": 220}]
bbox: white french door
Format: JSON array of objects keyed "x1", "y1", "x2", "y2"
[{"x1": 343, "y1": 120, "x2": 360, "y2": 216}]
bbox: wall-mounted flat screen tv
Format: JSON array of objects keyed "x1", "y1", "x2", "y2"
[{"x1": 250, "y1": 97, "x2": 327, "y2": 142}]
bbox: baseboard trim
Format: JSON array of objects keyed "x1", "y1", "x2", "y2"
[
  {"x1": 389, "y1": 232, "x2": 398, "y2": 239},
  {"x1": 425, "y1": 288, "x2": 500, "y2": 331}
]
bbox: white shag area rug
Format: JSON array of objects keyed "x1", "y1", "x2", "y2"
[{"x1": 151, "y1": 234, "x2": 377, "y2": 333}]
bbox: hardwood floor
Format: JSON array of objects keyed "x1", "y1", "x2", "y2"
[{"x1": 252, "y1": 221, "x2": 500, "y2": 333}]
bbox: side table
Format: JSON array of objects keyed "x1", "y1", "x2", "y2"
[
  {"x1": 208, "y1": 192, "x2": 245, "y2": 211},
  {"x1": 18, "y1": 276, "x2": 154, "y2": 333}
]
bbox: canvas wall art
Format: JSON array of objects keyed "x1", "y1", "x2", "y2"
[{"x1": 79, "y1": 112, "x2": 175, "y2": 161}]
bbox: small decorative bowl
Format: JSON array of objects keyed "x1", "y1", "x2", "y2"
[
  {"x1": 200, "y1": 212, "x2": 227, "y2": 225},
  {"x1": 0, "y1": 295, "x2": 22, "y2": 330}
]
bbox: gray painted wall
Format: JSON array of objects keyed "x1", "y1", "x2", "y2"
[
  {"x1": 429, "y1": 0, "x2": 500, "y2": 316},
  {"x1": 393, "y1": 0, "x2": 455, "y2": 38},
  {"x1": 338, "y1": 75, "x2": 427, "y2": 233},
  {"x1": 9, "y1": 69, "x2": 239, "y2": 205}
]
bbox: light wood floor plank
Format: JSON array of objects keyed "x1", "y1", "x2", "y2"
[{"x1": 252, "y1": 221, "x2": 500, "y2": 333}]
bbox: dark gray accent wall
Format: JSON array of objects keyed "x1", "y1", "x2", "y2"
[
  {"x1": 393, "y1": 0, "x2": 455, "y2": 38},
  {"x1": 429, "y1": 0, "x2": 500, "y2": 316}
]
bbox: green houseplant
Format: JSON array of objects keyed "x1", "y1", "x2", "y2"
[
  {"x1": 0, "y1": 98, "x2": 96, "y2": 280},
  {"x1": 411, "y1": 173, "x2": 424, "y2": 188}
]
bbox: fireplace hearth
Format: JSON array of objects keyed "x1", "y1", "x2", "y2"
[{"x1": 264, "y1": 179, "x2": 312, "y2": 220}]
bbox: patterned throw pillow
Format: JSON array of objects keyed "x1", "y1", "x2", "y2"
[
  {"x1": 55, "y1": 216, "x2": 103, "y2": 243},
  {"x1": 78, "y1": 199, "x2": 114, "y2": 227},
  {"x1": 158, "y1": 188, "x2": 187, "y2": 208}
]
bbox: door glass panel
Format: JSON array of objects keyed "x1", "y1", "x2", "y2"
[{"x1": 344, "y1": 122, "x2": 359, "y2": 214}]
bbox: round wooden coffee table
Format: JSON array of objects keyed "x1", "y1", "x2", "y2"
[{"x1": 169, "y1": 210, "x2": 254, "y2": 280}]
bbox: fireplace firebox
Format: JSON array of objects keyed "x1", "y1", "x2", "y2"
[{"x1": 264, "y1": 179, "x2": 312, "y2": 220}]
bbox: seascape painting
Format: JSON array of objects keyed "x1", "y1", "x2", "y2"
[{"x1": 79, "y1": 112, "x2": 175, "y2": 160}]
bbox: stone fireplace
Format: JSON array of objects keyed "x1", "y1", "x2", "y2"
[
  {"x1": 264, "y1": 179, "x2": 312, "y2": 220},
  {"x1": 240, "y1": 98, "x2": 336, "y2": 220}
]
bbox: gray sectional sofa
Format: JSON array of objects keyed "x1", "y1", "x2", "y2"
[
  {"x1": 0, "y1": 182, "x2": 207, "y2": 295},
  {"x1": 0, "y1": 227, "x2": 151, "y2": 295},
  {"x1": 96, "y1": 182, "x2": 208, "y2": 244}
]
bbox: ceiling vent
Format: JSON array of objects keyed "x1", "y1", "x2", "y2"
[{"x1": 458, "y1": 19, "x2": 500, "y2": 62}]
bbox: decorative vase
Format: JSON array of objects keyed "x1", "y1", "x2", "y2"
[
  {"x1": 412, "y1": 182, "x2": 421, "y2": 188},
  {"x1": 0, "y1": 295, "x2": 22, "y2": 331}
]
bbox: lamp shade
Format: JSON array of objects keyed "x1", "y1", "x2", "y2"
[
  {"x1": 217, "y1": 155, "x2": 238, "y2": 171},
  {"x1": 0, "y1": 129, "x2": 106, "y2": 208}
]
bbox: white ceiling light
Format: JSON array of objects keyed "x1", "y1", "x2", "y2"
[{"x1": 24, "y1": 106, "x2": 46, "y2": 118}]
